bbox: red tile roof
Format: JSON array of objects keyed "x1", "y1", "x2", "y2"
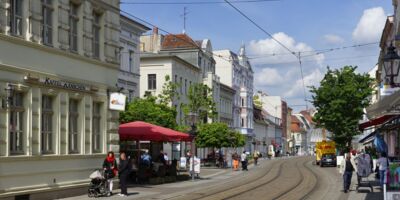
[
  {"x1": 291, "y1": 115, "x2": 303, "y2": 133},
  {"x1": 161, "y1": 34, "x2": 199, "y2": 50},
  {"x1": 300, "y1": 111, "x2": 314, "y2": 124}
]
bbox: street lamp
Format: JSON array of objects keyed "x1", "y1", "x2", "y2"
[
  {"x1": 2, "y1": 84, "x2": 15, "y2": 108},
  {"x1": 383, "y1": 43, "x2": 400, "y2": 86},
  {"x1": 187, "y1": 112, "x2": 198, "y2": 181}
]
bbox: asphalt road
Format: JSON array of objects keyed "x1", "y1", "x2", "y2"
[{"x1": 63, "y1": 156, "x2": 382, "y2": 200}]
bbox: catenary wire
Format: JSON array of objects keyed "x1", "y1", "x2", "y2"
[{"x1": 121, "y1": 0, "x2": 279, "y2": 5}]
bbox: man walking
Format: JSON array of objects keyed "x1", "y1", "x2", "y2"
[
  {"x1": 253, "y1": 151, "x2": 259, "y2": 166},
  {"x1": 340, "y1": 153, "x2": 357, "y2": 193},
  {"x1": 241, "y1": 151, "x2": 248, "y2": 171}
]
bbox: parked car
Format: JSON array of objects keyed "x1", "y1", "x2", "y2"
[{"x1": 320, "y1": 153, "x2": 337, "y2": 167}]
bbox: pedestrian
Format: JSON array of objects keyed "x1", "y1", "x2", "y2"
[
  {"x1": 158, "y1": 150, "x2": 166, "y2": 166},
  {"x1": 164, "y1": 153, "x2": 169, "y2": 166},
  {"x1": 241, "y1": 151, "x2": 248, "y2": 171},
  {"x1": 377, "y1": 152, "x2": 389, "y2": 188},
  {"x1": 118, "y1": 152, "x2": 130, "y2": 197},
  {"x1": 253, "y1": 151, "x2": 259, "y2": 166},
  {"x1": 141, "y1": 150, "x2": 151, "y2": 168},
  {"x1": 340, "y1": 153, "x2": 357, "y2": 193},
  {"x1": 232, "y1": 152, "x2": 239, "y2": 171},
  {"x1": 103, "y1": 151, "x2": 118, "y2": 196}
]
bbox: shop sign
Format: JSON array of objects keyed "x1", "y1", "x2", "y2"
[
  {"x1": 24, "y1": 75, "x2": 92, "y2": 92},
  {"x1": 109, "y1": 92, "x2": 126, "y2": 111}
]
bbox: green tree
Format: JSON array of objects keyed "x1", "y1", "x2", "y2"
[
  {"x1": 310, "y1": 66, "x2": 373, "y2": 152},
  {"x1": 119, "y1": 96, "x2": 177, "y2": 129},
  {"x1": 158, "y1": 75, "x2": 180, "y2": 106},
  {"x1": 253, "y1": 94, "x2": 263, "y2": 109},
  {"x1": 183, "y1": 83, "x2": 218, "y2": 123},
  {"x1": 196, "y1": 123, "x2": 245, "y2": 148}
]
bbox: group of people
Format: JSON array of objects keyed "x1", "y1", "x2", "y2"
[
  {"x1": 102, "y1": 151, "x2": 131, "y2": 197},
  {"x1": 340, "y1": 150, "x2": 389, "y2": 193}
]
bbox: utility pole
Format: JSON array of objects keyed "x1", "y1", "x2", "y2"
[
  {"x1": 182, "y1": 7, "x2": 189, "y2": 34},
  {"x1": 297, "y1": 52, "x2": 308, "y2": 110}
]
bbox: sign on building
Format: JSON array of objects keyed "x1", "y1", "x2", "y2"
[{"x1": 109, "y1": 92, "x2": 126, "y2": 111}]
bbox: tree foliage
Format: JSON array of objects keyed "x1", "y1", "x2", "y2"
[
  {"x1": 310, "y1": 66, "x2": 373, "y2": 152},
  {"x1": 253, "y1": 94, "x2": 263, "y2": 109},
  {"x1": 158, "y1": 75, "x2": 180, "y2": 106},
  {"x1": 119, "y1": 96, "x2": 177, "y2": 130},
  {"x1": 183, "y1": 83, "x2": 218, "y2": 123},
  {"x1": 196, "y1": 123, "x2": 245, "y2": 148}
]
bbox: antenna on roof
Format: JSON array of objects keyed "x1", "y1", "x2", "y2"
[{"x1": 181, "y1": 7, "x2": 189, "y2": 34}]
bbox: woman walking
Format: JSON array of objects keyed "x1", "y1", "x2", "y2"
[
  {"x1": 103, "y1": 151, "x2": 118, "y2": 196},
  {"x1": 119, "y1": 152, "x2": 130, "y2": 197},
  {"x1": 377, "y1": 152, "x2": 389, "y2": 188}
]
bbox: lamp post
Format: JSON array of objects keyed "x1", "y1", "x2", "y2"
[
  {"x1": 2, "y1": 84, "x2": 15, "y2": 108},
  {"x1": 187, "y1": 112, "x2": 198, "y2": 181},
  {"x1": 383, "y1": 43, "x2": 400, "y2": 87}
]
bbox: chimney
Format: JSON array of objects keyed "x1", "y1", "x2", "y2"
[{"x1": 153, "y1": 26, "x2": 159, "y2": 35}]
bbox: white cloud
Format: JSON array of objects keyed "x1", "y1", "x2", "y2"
[
  {"x1": 248, "y1": 32, "x2": 325, "y2": 65},
  {"x1": 284, "y1": 68, "x2": 324, "y2": 98},
  {"x1": 323, "y1": 34, "x2": 344, "y2": 44},
  {"x1": 255, "y1": 68, "x2": 284, "y2": 86},
  {"x1": 352, "y1": 7, "x2": 386, "y2": 43}
]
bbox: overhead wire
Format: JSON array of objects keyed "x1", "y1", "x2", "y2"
[
  {"x1": 121, "y1": 0, "x2": 279, "y2": 5},
  {"x1": 222, "y1": 0, "x2": 309, "y2": 109}
]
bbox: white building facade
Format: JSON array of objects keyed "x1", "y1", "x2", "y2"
[
  {"x1": 119, "y1": 15, "x2": 150, "y2": 101},
  {"x1": 0, "y1": 0, "x2": 121, "y2": 199},
  {"x1": 214, "y1": 47, "x2": 254, "y2": 151}
]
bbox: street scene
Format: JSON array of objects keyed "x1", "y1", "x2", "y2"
[{"x1": 0, "y1": 0, "x2": 398, "y2": 200}]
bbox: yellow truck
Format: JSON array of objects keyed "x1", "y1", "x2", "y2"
[{"x1": 315, "y1": 140, "x2": 336, "y2": 167}]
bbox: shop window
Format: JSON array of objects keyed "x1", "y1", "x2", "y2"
[
  {"x1": 69, "y1": 99, "x2": 79, "y2": 154},
  {"x1": 10, "y1": 0, "x2": 23, "y2": 36},
  {"x1": 92, "y1": 102, "x2": 101, "y2": 153},
  {"x1": 9, "y1": 92, "x2": 24, "y2": 155},
  {"x1": 69, "y1": 3, "x2": 79, "y2": 52},
  {"x1": 148, "y1": 74, "x2": 156, "y2": 90},
  {"x1": 41, "y1": 95, "x2": 53, "y2": 154},
  {"x1": 92, "y1": 12, "x2": 101, "y2": 58},
  {"x1": 42, "y1": 0, "x2": 53, "y2": 45}
]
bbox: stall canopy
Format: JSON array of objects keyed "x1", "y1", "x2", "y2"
[
  {"x1": 119, "y1": 121, "x2": 191, "y2": 142},
  {"x1": 358, "y1": 115, "x2": 396, "y2": 131}
]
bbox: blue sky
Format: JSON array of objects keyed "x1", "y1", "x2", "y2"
[{"x1": 121, "y1": 0, "x2": 393, "y2": 110}]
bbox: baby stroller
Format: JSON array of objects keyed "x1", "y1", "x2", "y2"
[{"x1": 88, "y1": 170, "x2": 109, "y2": 198}]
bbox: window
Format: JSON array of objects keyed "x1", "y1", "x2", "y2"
[
  {"x1": 180, "y1": 77, "x2": 183, "y2": 94},
  {"x1": 198, "y1": 57, "x2": 202, "y2": 67},
  {"x1": 92, "y1": 102, "x2": 101, "y2": 153},
  {"x1": 9, "y1": 92, "x2": 24, "y2": 155},
  {"x1": 10, "y1": 0, "x2": 23, "y2": 36},
  {"x1": 148, "y1": 74, "x2": 156, "y2": 90},
  {"x1": 69, "y1": 3, "x2": 79, "y2": 52},
  {"x1": 69, "y1": 99, "x2": 79, "y2": 154},
  {"x1": 92, "y1": 12, "x2": 100, "y2": 58},
  {"x1": 41, "y1": 95, "x2": 53, "y2": 154},
  {"x1": 42, "y1": 0, "x2": 53, "y2": 45},
  {"x1": 128, "y1": 51, "x2": 133, "y2": 72},
  {"x1": 241, "y1": 118, "x2": 244, "y2": 127},
  {"x1": 174, "y1": 75, "x2": 177, "y2": 83},
  {"x1": 184, "y1": 79, "x2": 187, "y2": 95},
  {"x1": 241, "y1": 98, "x2": 244, "y2": 107},
  {"x1": 128, "y1": 90, "x2": 134, "y2": 102}
]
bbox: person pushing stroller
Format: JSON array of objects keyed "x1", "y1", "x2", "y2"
[{"x1": 103, "y1": 151, "x2": 118, "y2": 196}]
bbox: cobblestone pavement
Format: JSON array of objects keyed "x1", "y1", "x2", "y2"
[{"x1": 60, "y1": 156, "x2": 383, "y2": 200}]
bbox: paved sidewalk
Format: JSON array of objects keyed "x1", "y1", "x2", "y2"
[{"x1": 60, "y1": 159, "x2": 264, "y2": 200}]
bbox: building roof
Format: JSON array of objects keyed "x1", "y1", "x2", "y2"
[
  {"x1": 120, "y1": 14, "x2": 151, "y2": 32},
  {"x1": 291, "y1": 115, "x2": 304, "y2": 133},
  {"x1": 161, "y1": 34, "x2": 199, "y2": 50},
  {"x1": 300, "y1": 110, "x2": 314, "y2": 124}
]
